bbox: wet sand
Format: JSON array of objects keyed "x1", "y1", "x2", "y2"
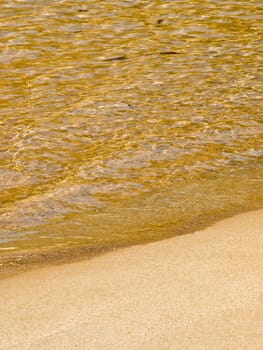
[{"x1": 0, "y1": 210, "x2": 262, "y2": 349}]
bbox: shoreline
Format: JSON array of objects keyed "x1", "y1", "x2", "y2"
[
  {"x1": 0, "y1": 209, "x2": 262, "y2": 349},
  {"x1": 0, "y1": 205, "x2": 260, "y2": 279}
]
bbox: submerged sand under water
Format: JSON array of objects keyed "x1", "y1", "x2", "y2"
[{"x1": 0, "y1": 0, "x2": 262, "y2": 266}]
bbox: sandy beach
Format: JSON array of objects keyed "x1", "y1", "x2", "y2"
[{"x1": 0, "y1": 209, "x2": 262, "y2": 349}]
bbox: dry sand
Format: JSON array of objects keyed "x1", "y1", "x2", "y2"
[{"x1": 0, "y1": 210, "x2": 262, "y2": 349}]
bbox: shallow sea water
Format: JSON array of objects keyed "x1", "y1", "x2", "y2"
[{"x1": 0, "y1": 0, "x2": 262, "y2": 266}]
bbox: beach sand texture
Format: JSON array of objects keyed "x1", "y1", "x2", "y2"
[{"x1": 0, "y1": 210, "x2": 262, "y2": 349}]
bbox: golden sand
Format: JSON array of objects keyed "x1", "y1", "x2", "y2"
[{"x1": 0, "y1": 210, "x2": 262, "y2": 349}]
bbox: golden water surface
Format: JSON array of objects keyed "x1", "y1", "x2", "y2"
[{"x1": 0, "y1": 0, "x2": 262, "y2": 266}]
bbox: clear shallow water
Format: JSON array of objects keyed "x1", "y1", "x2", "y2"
[{"x1": 0, "y1": 1, "x2": 262, "y2": 264}]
